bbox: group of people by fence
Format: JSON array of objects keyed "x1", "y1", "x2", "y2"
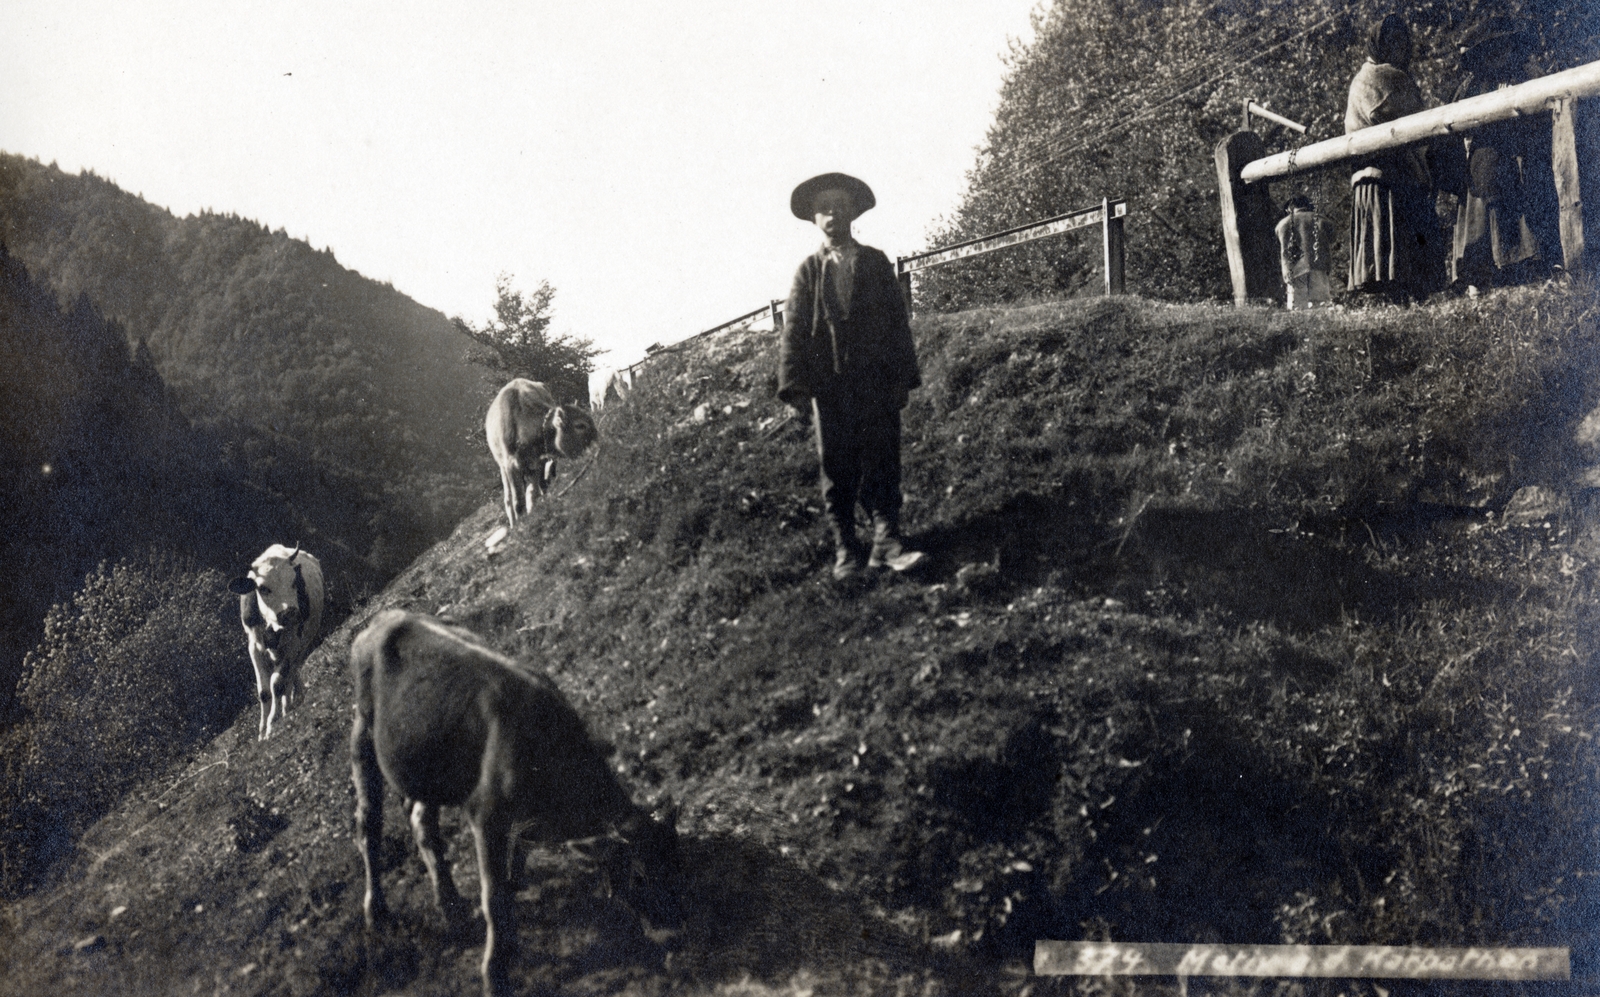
[{"x1": 1279, "y1": 13, "x2": 1562, "y2": 308}]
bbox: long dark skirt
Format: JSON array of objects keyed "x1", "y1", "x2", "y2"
[{"x1": 1349, "y1": 179, "x2": 1445, "y2": 299}]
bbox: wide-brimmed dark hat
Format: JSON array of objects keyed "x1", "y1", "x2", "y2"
[{"x1": 790, "y1": 173, "x2": 876, "y2": 220}]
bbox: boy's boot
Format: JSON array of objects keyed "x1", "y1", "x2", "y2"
[
  {"x1": 869, "y1": 515, "x2": 926, "y2": 572},
  {"x1": 832, "y1": 520, "x2": 868, "y2": 581},
  {"x1": 834, "y1": 544, "x2": 867, "y2": 580}
]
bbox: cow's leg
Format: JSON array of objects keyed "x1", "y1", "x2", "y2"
[
  {"x1": 351, "y1": 705, "x2": 389, "y2": 928},
  {"x1": 523, "y1": 453, "x2": 543, "y2": 507},
  {"x1": 509, "y1": 463, "x2": 531, "y2": 521},
  {"x1": 410, "y1": 800, "x2": 470, "y2": 932},
  {"x1": 469, "y1": 808, "x2": 516, "y2": 997},
  {"x1": 265, "y1": 670, "x2": 284, "y2": 739},
  {"x1": 518, "y1": 443, "x2": 546, "y2": 507},
  {"x1": 269, "y1": 659, "x2": 302, "y2": 734},
  {"x1": 248, "y1": 643, "x2": 272, "y2": 741},
  {"x1": 498, "y1": 462, "x2": 521, "y2": 528},
  {"x1": 284, "y1": 666, "x2": 302, "y2": 710}
]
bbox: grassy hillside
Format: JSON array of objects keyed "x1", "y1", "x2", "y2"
[{"x1": 1, "y1": 283, "x2": 1597, "y2": 996}]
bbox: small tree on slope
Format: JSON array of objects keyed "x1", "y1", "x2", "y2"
[{"x1": 454, "y1": 273, "x2": 601, "y2": 404}]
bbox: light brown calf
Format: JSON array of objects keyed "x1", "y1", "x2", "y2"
[{"x1": 484, "y1": 378, "x2": 598, "y2": 530}]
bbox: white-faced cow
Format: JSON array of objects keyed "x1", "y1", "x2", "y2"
[
  {"x1": 485, "y1": 378, "x2": 598, "y2": 530},
  {"x1": 227, "y1": 544, "x2": 325, "y2": 741},
  {"x1": 349, "y1": 610, "x2": 677, "y2": 997}
]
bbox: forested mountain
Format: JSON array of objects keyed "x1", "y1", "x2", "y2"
[
  {"x1": 917, "y1": 0, "x2": 1600, "y2": 309},
  {"x1": 0, "y1": 244, "x2": 296, "y2": 716},
  {"x1": 0, "y1": 153, "x2": 501, "y2": 579}
]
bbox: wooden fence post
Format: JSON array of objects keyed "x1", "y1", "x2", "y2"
[
  {"x1": 1215, "y1": 130, "x2": 1281, "y2": 305},
  {"x1": 897, "y1": 262, "x2": 914, "y2": 316},
  {"x1": 1552, "y1": 96, "x2": 1597, "y2": 276},
  {"x1": 770, "y1": 298, "x2": 784, "y2": 332},
  {"x1": 1102, "y1": 197, "x2": 1126, "y2": 295}
]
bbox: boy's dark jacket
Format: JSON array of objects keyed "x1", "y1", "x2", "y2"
[{"x1": 778, "y1": 244, "x2": 920, "y2": 409}]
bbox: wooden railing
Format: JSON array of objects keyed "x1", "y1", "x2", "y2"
[
  {"x1": 1239, "y1": 61, "x2": 1600, "y2": 183},
  {"x1": 896, "y1": 197, "x2": 1128, "y2": 304}
]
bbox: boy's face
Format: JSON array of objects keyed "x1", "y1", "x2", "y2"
[{"x1": 812, "y1": 188, "x2": 858, "y2": 240}]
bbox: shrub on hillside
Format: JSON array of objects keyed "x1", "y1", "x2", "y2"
[
  {"x1": 452, "y1": 273, "x2": 601, "y2": 404},
  {"x1": 0, "y1": 553, "x2": 242, "y2": 897}
]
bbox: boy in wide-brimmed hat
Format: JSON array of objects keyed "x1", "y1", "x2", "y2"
[{"x1": 778, "y1": 173, "x2": 926, "y2": 580}]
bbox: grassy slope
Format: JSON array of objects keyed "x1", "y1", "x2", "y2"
[{"x1": 2, "y1": 285, "x2": 1598, "y2": 996}]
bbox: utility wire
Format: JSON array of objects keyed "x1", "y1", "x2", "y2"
[
  {"x1": 974, "y1": 9, "x2": 1343, "y2": 203},
  {"x1": 1023, "y1": 19, "x2": 1317, "y2": 179},
  {"x1": 980, "y1": 0, "x2": 1311, "y2": 178}
]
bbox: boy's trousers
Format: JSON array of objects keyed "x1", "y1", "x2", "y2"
[{"x1": 812, "y1": 396, "x2": 903, "y2": 545}]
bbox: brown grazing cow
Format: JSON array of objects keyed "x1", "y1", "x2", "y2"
[
  {"x1": 485, "y1": 378, "x2": 598, "y2": 530},
  {"x1": 349, "y1": 610, "x2": 676, "y2": 997}
]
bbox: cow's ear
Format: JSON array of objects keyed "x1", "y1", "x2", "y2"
[{"x1": 228, "y1": 577, "x2": 257, "y2": 595}]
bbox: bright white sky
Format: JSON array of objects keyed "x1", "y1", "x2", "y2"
[{"x1": 2, "y1": 1, "x2": 1039, "y2": 365}]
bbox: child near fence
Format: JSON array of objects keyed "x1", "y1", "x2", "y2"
[
  {"x1": 1275, "y1": 196, "x2": 1335, "y2": 309},
  {"x1": 777, "y1": 172, "x2": 927, "y2": 581}
]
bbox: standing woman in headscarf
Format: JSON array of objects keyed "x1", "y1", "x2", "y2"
[{"x1": 1345, "y1": 13, "x2": 1446, "y2": 300}]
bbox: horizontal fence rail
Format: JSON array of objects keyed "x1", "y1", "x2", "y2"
[
  {"x1": 1244, "y1": 100, "x2": 1307, "y2": 134},
  {"x1": 896, "y1": 200, "x2": 1126, "y2": 273},
  {"x1": 1034, "y1": 942, "x2": 1572, "y2": 981},
  {"x1": 590, "y1": 304, "x2": 778, "y2": 407},
  {"x1": 1241, "y1": 59, "x2": 1600, "y2": 183},
  {"x1": 648, "y1": 304, "x2": 774, "y2": 357}
]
